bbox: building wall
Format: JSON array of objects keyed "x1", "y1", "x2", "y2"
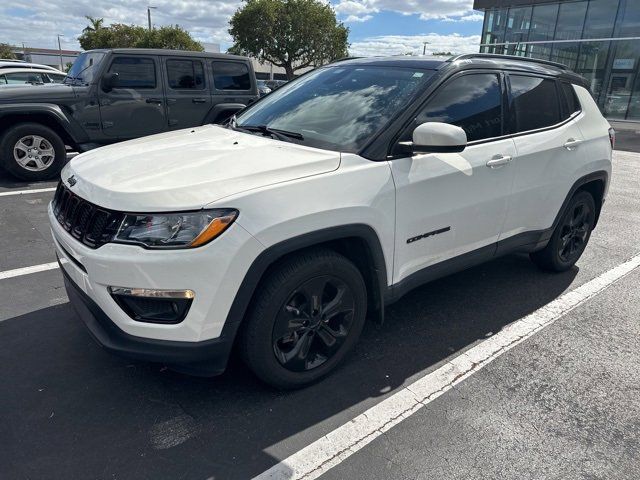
[{"x1": 476, "y1": 0, "x2": 640, "y2": 121}]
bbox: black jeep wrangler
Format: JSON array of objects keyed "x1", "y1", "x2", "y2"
[{"x1": 0, "y1": 49, "x2": 259, "y2": 181}]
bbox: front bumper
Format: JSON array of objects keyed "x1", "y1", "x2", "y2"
[{"x1": 62, "y1": 264, "x2": 234, "y2": 375}]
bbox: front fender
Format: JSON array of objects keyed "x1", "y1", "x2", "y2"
[{"x1": 0, "y1": 103, "x2": 88, "y2": 144}]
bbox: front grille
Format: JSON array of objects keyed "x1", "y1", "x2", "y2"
[{"x1": 52, "y1": 182, "x2": 125, "y2": 249}]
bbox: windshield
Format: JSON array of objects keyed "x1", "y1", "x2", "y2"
[
  {"x1": 64, "y1": 52, "x2": 106, "y2": 85},
  {"x1": 235, "y1": 65, "x2": 435, "y2": 152}
]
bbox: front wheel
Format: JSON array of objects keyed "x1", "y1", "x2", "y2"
[
  {"x1": 240, "y1": 249, "x2": 367, "y2": 389},
  {"x1": 0, "y1": 123, "x2": 67, "y2": 181},
  {"x1": 530, "y1": 190, "x2": 596, "y2": 272}
]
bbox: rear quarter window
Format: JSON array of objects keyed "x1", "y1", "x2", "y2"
[
  {"x1": 212, "y1": 61, "x2": 251, "y2": 91},
  {"x1": 509, "y1": 75, "x2": 561, "y2": 133}
]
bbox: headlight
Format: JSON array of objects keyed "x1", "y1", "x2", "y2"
[{"x1": 114, "y1": 209, "x2": 238, "y2": 249}]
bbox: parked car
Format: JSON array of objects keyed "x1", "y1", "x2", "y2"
[
  {"x1": 257, "y1": 80, "x2": 272, "y2": 96},
  {"x1": 0, "y1": 61, "x2": 61, "y2": 72},
  {"x1": 265, "y1": 79, "x2": 287, "y2": 90},
  {"x1": 0, "y1": 48, "x2": 259, "y2": 180},
  {"x1": 0, "y1": 68, "x2": 66, "y2": 86},
  {"x1": 50, "y1": 54, "x2": 612, "y2": 389}
]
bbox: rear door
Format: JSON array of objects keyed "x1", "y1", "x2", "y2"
[
  {"x1": 163, "y1": 57, "x2": 211, "y2": 130},
  {"x1": 390, "y1": 71, "x2": 517, "y2": 285},
  {"x1": 499, "y1": 74, "x2": 586, "y2": 241},
  {"x1": 98, "y1": 55, "x2": 167, "y2": 139}
]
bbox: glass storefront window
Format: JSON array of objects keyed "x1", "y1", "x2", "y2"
[
  {"x1": 603, "y1": 40, "x2": 640, "y2": 119},
  {"x1": 505, "y1": 7, "x2": 532, "y2": 48},
  {"x1": 576, "y1": 41, "x2": 611, "y2": 100},
  {"x1": 555, "y1": 1, "x2": 588, "y2": 40},
  {"x1": 529, "y1": 4, "x2": 559, "y2": 42},
  {"x1": 551, "y1": 42, "x2": 580, "y2": 70},
  {"x1": 617, "y1": 0, "x2": 640, "y2": 37},
  {"x1": 483, "y1": 8, "x2": 507, "y2": 52},
  {"x1": 583, "y1": 0, "x2": 619, "y2": 39}
]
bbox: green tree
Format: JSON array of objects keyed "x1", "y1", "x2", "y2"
[
  {"x1": 0, "y1": 43, "x2": 16, "y2": 59},
  {"x1": 229, "y1": 0, "x2": 349, "y2": 79},
  {"x1": 78, "y1": 19, "x2": 203, "y2": 52},
  {"x1": 82, "y1": 16, "x2": 104, "y2": 33}
]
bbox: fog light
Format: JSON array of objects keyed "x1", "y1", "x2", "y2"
[{"x1": 108, "y1": 287, "x2": 194, "y2": 324}]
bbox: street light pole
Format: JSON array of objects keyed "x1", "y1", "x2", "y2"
[
  {"x1": 57, "y1": 34, "x2": 64, "y2": 71},
  {"x1": 422, "y1": 41, "x2": 429, "y2": 56},
  {"x1": 147, "y1": 6, "x2": 157, "y2": 30}
]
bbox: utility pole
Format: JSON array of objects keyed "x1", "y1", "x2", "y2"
[
  {"x1": 57, "y1": 34, "x2": 64, "y2": 71},
  {"x1": 422, "y1": 41, "x2": 429, "y2": 56},
  {"x1": 147, "y1": 6, "x2": 157, "y2": 30}
]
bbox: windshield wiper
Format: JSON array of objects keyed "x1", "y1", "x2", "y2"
[{"x1": 237, "y1": 124, "x2": 304, "y2": 141}]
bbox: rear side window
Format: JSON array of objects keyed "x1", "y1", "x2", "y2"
[
  {"x1": 415, "y1": 73, "x2": 503, "y2": 142},
  {"x1": 109, "y1": 57, "x2": 156, "y2": 89},
  {"x1": 213, "y1": 61, "x2": 251, "y2": 90},
  {"x1": 166, "y1": 59, "x2": 205, "y2": 90},
  {"x1": 509, "y1": 75, "x2": 560, "y2": 132},
  {"x1": 560, "y1": 82, "x2": 581, "y2": 118},
  {"x1": 5, "y1": 72, "x2": 46, "y2": 84}
]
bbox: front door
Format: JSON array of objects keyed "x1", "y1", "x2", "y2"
[
  {"x1": 163, "y1": 57, "x2": 212, "y2": 130},
  {"x1": 98, "y1": 55, "x2": 167, "y2": 139},
  {"x1": 391, "y1": 72, "x2": 516, "y2": 285}
]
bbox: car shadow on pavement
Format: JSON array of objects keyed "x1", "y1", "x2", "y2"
[{"x1": 0, "y1": 253, "x2": 577, "y2": 480}]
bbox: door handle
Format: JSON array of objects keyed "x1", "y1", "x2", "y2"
[
  {"x1": 145, "y1": 98, "x2": 163, "y2": 104},
  {"x1": 486, "y1": 154, "x2": 512, "y2": 168},
  {"x1": 563, "y1": 138, "x2": 582, "y2": 150},
  {"x1": 192, "y1": 98, "x2": 208, "y2": 104}
]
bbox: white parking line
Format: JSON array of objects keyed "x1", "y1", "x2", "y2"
[
  {"x1": 0, "y1": 262, "x2": 59, "y2": 281},
  {"x1": 0, "y1": 187, "x2": 57, "y2": 197},
  {"x1": 254, "y1": 252, "x2": 640, "y2": 480}
]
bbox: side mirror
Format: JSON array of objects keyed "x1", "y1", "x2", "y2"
[
  {"x1": 410, "y1": 122, "x2": 467, "y2": 154},
  {"x1": 102, "y1": 72, "x2": 119, "y2": 92}
]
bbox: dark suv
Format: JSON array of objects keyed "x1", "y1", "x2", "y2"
[{"x1": 0, "y1": 48, "x2": 259, "y2": 181}]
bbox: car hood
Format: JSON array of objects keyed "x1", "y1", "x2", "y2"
[
  {"x1": 62, "y1": 124, "x2": 341, "y2": 211},
  {"x1": 0, "y1": 83, "x2": 76, "y2": 102}
]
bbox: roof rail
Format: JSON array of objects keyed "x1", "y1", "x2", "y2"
[{"x1": 448, "y1": 53, "x2": 569, "y2": 70}]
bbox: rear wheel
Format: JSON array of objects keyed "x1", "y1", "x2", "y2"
[
  {"x1": 530, "y1": 190, "x2": 596, "y2": 272},
  {"x1": 240, "y1": 249, "x2": 367, "y2": 389},
  {"x1": 0, "y1": 123, "x2": 66, "y2": 181}
]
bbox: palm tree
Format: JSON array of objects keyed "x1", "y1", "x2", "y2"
[{"x1": 83, "y1": 16, "x2": 104, "y2": 33}]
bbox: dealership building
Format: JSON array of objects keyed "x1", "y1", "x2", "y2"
[{"x1": 474, "y1": 0, "x2": 640, "y2": 121}]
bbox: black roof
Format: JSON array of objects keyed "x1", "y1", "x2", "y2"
[
  {"x1": 87, "y1": 48, "x2": 249, "y2": 61},
  {"x1": 332, "y1": 53, "x2": 588, "y2": 85}
]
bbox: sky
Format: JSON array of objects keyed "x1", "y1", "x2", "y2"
[{"x1": 1, "y1": 0, "x2": 483, "y2": 57}]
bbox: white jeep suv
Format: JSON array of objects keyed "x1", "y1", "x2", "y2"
[{"x1": 50, "y1": 54, "x2": 613, "y2": 388}]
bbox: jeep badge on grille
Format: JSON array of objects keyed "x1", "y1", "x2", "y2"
[{"x1": 67, "y1": 175, "x2": 77, "y2": 187}]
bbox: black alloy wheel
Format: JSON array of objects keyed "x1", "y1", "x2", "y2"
[
  {"x1": 272, "y1": 275, "x2": 355, "y2": 372},
  {"x1": 240, "y1": 248, "x2": 367, "y2": 389},
  {"x1": 530, "y1": 190, "x2": 596, "y2": 272},
  {"x1": 557, "y1": 200, "x2": 593, "y2": 264}
]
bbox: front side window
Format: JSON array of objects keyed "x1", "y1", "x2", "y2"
[
  {"x1": 213, "y1": 62, "x2": 250, "y2": 90},
  {"x1": 413, "y1": 73, "x2": 502, "y2": 143},
  {"x1": 509, "y1": 75, "x2": 560, "y2": 132},
  {"x1": 167, "y1": 59, "x2": 205, "y2": 90},
  {"x1": 109, "y1": 57, "x2": 156, "y2": 89},
  {"x1": 235, "y1": 65, "x2": 435, "y2": 152}
]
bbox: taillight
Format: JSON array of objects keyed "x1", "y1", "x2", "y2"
[{"x1": 608, "y1": 127, "x2": 615, "y2": 150}]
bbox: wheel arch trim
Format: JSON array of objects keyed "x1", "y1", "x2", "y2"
[{"x1": 221, "y1": 224, "x2": 389, "y2": 347}]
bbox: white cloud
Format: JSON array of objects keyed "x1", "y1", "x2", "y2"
[
  {"x1": 442, "y1": 13, "x2": 485, "y2": 22},
  {"x1": 333, "y1": 0, "x2": 480, "y2": 23},
  {"x1": 0, "y1": 0, "x2": 241, "y2": 50},
  {"x1": 345, "y1": 14, "x2": 374, "y2": 23},
  {"x1": 348, "y1": 33, "x2": 481, "y2": 57}
]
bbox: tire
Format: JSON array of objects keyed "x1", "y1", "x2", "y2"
[
  {"x1": 0, "y1": 123, "x2": 67, "y2": 181},
  {"x1": 530, "y1": 190, "x2": 596, "y2": 272},
  {"x1": 240, "y1": 248, "x2": 367, "y2": 389}
]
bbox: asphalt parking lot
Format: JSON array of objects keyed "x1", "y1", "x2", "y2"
[{"x1": 1, "y1": 150, "x2": 639, "y2": 480}]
